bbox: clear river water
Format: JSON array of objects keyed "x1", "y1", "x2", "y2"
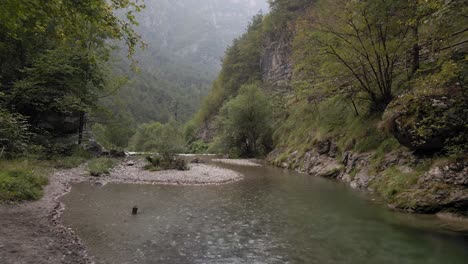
[{"x1": 60, "y1": 160, "x2": 468, "y2": 264}]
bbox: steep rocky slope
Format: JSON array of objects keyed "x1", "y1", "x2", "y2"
[{"x1": 193, "y1": 1, "x2": 467, "y2": 216}]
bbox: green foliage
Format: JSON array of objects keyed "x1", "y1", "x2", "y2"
[
  {"x1": 87, "y1": 157, "x2": 118, "y2": 177},
  {"x1": 0, "y1": 107, "x2": 30, "y2": 157},
  {"x1": 212, "y1": 84, "x2": 273, "y2": 157},
  {"x1": 294, "y1": 0, "x2": 417, "y2": 111},
  {"x1": 11, "y1": 46, "x2": 106, "y2": 115},
  {"x1": 370, "y1": 161, "x2": 432, "y2": 202},
  {"x1": 0, "y1": 170, "x2": 48, "y2": 202},
  {"x1": 264, "y1": 0, "x2": 311, "y2": 36},
  {"x1": 130, "y1": 121, "x2": 185, "y2": 155},
  {"x1": 187, "y1": 140, "x2": 210, "y2": 154},
  {"x1": 0, "y1": 0, "x2": 144, "y2": 156}
]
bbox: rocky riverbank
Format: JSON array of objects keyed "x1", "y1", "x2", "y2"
[
  {"x1": 0, "y1": 158, "x2": 243, "y2": 264},
  {"x1": 267, "y1": 143, "x2": 468, "y2": 217}
]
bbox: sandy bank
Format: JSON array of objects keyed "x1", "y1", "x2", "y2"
[{"x1": 99, "y1": 159, "x2": 243, "y2": 186}]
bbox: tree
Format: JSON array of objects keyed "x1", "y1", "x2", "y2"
[
  {"x1": 92, "y1": 112, "x2": 135, "y2": 151},
  {"x1": 214, "y1": 83, "x2": 273, "y2": 157},
  {"x1": 0, "y1": 0, "x2": 145, "y2": 153},
  {"x1": 129, "y1": 121, "x2": 185, "y2": 156},
  {"x1": 296, "y1": 0, "x2": 415, "y2": 111}
]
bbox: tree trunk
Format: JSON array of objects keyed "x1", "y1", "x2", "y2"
[
  {"x1": 411, "y1": 24, "x2": 420, "y2": 76},
  {"x1": 78, "y1": 111, "x2": 85, "y2": 145}
]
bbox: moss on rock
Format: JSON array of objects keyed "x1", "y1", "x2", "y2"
[{"x1": 384, "y1": 93, "x2": 467, "y2": 153}]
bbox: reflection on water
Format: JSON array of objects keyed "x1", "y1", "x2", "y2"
[{"x1": 61, "y1": 161, "x2": 468, "y2": 264}]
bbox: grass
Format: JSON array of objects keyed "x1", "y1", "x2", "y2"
[
  {"x1": 273, "y1": 96, "x2": 404, "y2": 160},
  {"x1": 370, "y1": 160, "x2": 432, "y2": 202},
  {"x1": 0, "y1": 159, "x2": 50, "y2": 202},
  {"x1": 88, "y1": 157, "x2": 119, "y2": 176},
  {"x1": 49, "y1": 147, "x2": 93, "y2": 169}
]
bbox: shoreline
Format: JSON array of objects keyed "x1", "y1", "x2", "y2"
[{"x1": 0, "y1": 158, "x2": 243, "y2": 264}]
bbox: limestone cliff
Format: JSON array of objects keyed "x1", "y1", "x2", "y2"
[{"x1": 261, "y1": 35, "x2": 293, "y2": 90}]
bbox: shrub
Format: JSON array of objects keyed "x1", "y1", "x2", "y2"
[
  {"x1": 88, "y1": 157, "x2": 118, "y2": 176},
  {"x1": 188, "y1": 140, "x2": 210, "y2": 154},
  {"x1": 145, "y1": 155, "x2": 189, "y2": 171},
  {"x1": 0, "y1": 168, "x2": 48, "y2": 202},
  {"x1": 0, "y1": 108, "x2": 31, "y2": 157}
]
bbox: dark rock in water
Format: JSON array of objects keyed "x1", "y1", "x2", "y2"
[
  {"x1": 383, "y1": 94, "x2": 467, "y2": 153},
  {"x1": 109, "y1": 149, "x2": 127, "y2": 158},
  {"x1": 190, "y1": 158, "x2": 204, "y2": 164}
]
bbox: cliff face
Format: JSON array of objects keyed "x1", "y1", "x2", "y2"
[{"x1": 261, "y1": 36, "x2": 293, "y2": 90}]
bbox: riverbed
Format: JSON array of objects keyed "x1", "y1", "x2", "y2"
[{"x1": 60, "y1": 160, "x2": 468, "y2": 264}]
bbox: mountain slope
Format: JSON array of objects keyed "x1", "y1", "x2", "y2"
[{"x1": 109, "y1": 0, "x2": 269, "y2": 124}]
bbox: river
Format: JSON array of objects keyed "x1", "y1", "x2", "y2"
[{"x1": 60, "y1": 160, "x2": 468, "y2": 264}]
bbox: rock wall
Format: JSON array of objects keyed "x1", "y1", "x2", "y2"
[
  {"x1": 261, "y1": 36, "x2": 293, "y2": 91},
  {"x1": 196, "y1": 119, "x2": 216, "y2": 142}
]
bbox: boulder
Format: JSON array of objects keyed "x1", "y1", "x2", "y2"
[
  {"x1": 383, "y1": 94, "x2": 467, "y2": 152},
  {"x1": 84, "y1": 140, "x2": 104, "y2": 157}
]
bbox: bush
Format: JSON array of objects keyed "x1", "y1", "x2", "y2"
[
  {"x1": 0, "y1": 108, "x2": 31, "y2": 157},
  {"x1": 145, "y1": 155, "x2": 189, "y2": 171},
  {"x1": 88, "y1": 157, "x2": 118, "y2": 176},
  {"x1": 187, "y1": 140, "x2": 210, "y2": 154},
  {"x1": 0, "y1": 168, "x2": 48, "y2": 202}
]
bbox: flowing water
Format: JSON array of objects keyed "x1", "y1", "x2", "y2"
[{"x1": 61, "y1": 160, "x2": 468, "y2": 264}]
